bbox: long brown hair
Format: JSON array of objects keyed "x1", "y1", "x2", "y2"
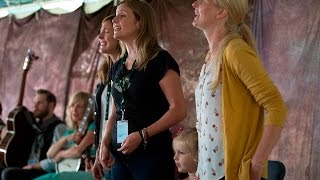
[
  {"x1": 117, "y1": 0, "x2": 161, "y2": 70},
  {"x1": 96, "y1": 15, "x2": 125, "y2": 84}
]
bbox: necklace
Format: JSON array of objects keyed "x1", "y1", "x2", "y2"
[
  {"x1": 205, "y1": 36, "x2": 225, "y2": 64},
  {"x1": 205, "y1": 45, "x2": 220, "y2": 64}
]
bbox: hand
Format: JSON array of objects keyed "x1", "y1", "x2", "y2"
[
  {"x1": 67, "y1": 132, "x2": 82, "y2": 144},
  {"x1": 53, "y1": 151, "x2": 65, "y2": 163},
  {"x1": 85, "y1": 157, "x2": 94, "y2": 172},
  {"x1": 117, "y1": 131, "x2": 142, "y2": 154},
  {"x1": 22, "y1": 164, "x2": 33, "y2": 170},
  {"x1": 250, "y1": 160, "x2": 264, "y2": 180},
  {"x1": 99, "y1": 141, "x2": 114, "y2": 169},
  {"x1": 92, "y1": 158, "x2": 104, "y2": 180}
]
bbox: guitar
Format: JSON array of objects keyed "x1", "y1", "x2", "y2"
[
  {"x1": 0, "y1": 49, "x2": 39, "y2": 168},
  {"x1": 55, "y1": 95, "x2": 94, "y2": 173}
]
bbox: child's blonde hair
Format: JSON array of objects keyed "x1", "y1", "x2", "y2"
[{"x1": 173, "y1": 128, "x2": 198, "y2": 162}]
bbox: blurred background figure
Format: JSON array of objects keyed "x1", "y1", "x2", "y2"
[
  {"x1": 1, "y1": 89, "x2": 67, "y2": 180},
  {"x1": 34, "y1": 91, "x2": 95, "y2": 180}
]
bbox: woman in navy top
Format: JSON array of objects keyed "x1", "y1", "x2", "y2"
[{"x1": 99, "y1": 1, "x2": 187, "y2": 180}]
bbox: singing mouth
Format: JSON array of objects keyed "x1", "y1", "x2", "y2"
[{"x1": 113, "y1": 25, "x2": 121, "y2": 31}]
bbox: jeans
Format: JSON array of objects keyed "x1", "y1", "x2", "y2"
[
  {"x1": 111, "y1": 149, "x2": 175, "y2": 180},
  {"x1": 104, "y1": 170, "x2": 112, "y2": 180},
  {"x1": 219, "y1": 177, "x2": 266, "y2": 180}
]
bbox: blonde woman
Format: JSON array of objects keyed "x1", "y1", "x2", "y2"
[
  {"x1": 192, "y1": 0, "x2": 287, "y2": 179},
  {"x1": 35, "y1": 91, "x2": 95, "y2": 180}
]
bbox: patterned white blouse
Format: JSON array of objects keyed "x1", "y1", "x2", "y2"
[{"x1": 195, "y1": 63, "x2": 225, "y2": 179}]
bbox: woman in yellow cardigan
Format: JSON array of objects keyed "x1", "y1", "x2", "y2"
[{"x1": 192, "y1": 0, "x2": 287, "y2": 180}]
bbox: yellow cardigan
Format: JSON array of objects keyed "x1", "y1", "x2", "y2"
[{"x1": 221, "y1": 38, "x2": 287, "y2": 179}]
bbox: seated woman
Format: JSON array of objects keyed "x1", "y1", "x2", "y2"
[{"x1": 35, "y1": 91, "x2": 95, "y2": 180}]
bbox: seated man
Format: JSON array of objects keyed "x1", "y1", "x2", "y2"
[{"x1": 0, "y1": 89, "x2": 67, "y2": 180}]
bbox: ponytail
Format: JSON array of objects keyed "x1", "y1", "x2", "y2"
[{"x1": 209, "y1": 0, "x2": 259, "y2": 93}]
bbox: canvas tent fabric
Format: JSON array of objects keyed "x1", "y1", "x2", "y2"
[
  {"x1": 0, "y1": 0, "x2": 115, "y2": 19},
  {"x1": 0, "y1": 0, "x2": 319, "y2": 179}
]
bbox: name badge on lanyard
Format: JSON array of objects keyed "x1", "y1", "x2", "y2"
[
  {"x1": 116, "y1": 56, "x2": 135, "y2": 144},
  {"x1": 117, "y1": 109, "x2": 128, "y2": 143}
]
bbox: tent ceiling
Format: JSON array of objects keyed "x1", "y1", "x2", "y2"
[
  {"x1": 0, "y1": 0, "x2": 45, "y2": 7},
  {"x1": 0, "y1": 0, "x2": 114, "y2": 19},
  {"x1": 0, "y1": 0, "x2": 116, "y2": 8}
]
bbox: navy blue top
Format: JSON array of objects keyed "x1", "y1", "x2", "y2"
[{"x1": 110, "y1": 50, "x2": 180, "y2": 158}]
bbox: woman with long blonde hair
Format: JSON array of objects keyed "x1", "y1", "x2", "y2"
[
  {"x1": 92, "y1": 14, "x2": 124, "y2": 180},
  {"x1": 192, "y1": 0, "x2": 287, "y2": 179}
]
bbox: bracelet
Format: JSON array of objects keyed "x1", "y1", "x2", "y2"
[
  {"x1": 141, "y1": 128, "x2": 149, "y2": 149},
  {"x1": 139, "y1": 130, "x2": 147, "y2": 149},
  {"x1": 96, "y1": 145, "x2": 100, "y2": 154},
  {"x1": 142, "y1": 128, "x2": 149, "y2": 140},
  {"x1": 138, "y1": 130, "x2": 144, "y2": 141}
]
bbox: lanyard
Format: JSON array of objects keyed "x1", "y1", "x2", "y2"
[
  {"x1": 104, "y1": 81, "x2": 111, "y2": 121},
  {"x1": 118, "y1": 54, "x2": 136, "y2": 120}
]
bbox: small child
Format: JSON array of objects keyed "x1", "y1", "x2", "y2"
[{"x1": 173, "y1": 128, "x2": 199, "y2": 180}]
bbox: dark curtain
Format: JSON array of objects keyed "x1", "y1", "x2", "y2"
[
  {"x1": 0, "y1": 4, "x2": 115, "y2": 119},
  {"x1": 0, "y1": 0, "x2": 319, "y2": 179},
  {"x1": 152, "y1": 0, "x2": 207, "y2": 128},
  {"x1": 252, "y1": 0, "x2": 320, "y2": 179}
]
